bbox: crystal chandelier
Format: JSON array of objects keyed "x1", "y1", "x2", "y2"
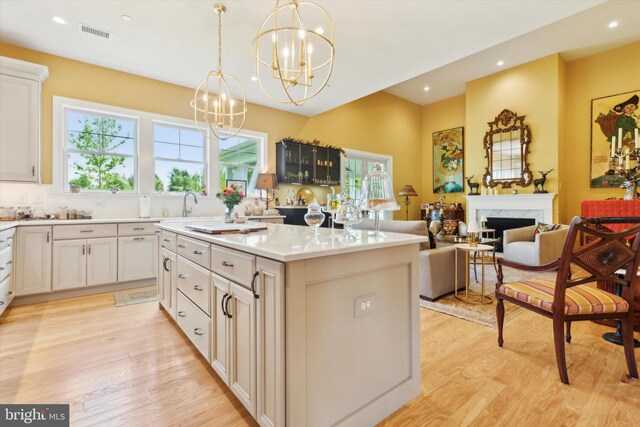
[
  {"x1": 253, "y1": 0, "x2": 334, "y2": 106},
  {"x1": 192, "y1": 4, "x2": 247, "y2": 140}
]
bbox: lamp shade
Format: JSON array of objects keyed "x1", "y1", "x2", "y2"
[
  {"x1": 256, "y1": 173, "x2": 278, "y2": 190},
  {"x1": 398, "y1": 185, "x2": 418, "y2": 197},
  {"x1": 467, "y1": 221, "x2": 480, "y2": 233},
  {"x1": 480, "y1": 215, "x2": 487, "y2": 222}
]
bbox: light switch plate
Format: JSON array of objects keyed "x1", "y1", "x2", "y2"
[{"x1": 354, "y1": 293, "x2": 376, "y2": 317}]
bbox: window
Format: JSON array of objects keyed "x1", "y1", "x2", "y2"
[
  {"x1": 153, "y1": 122, "x2": 206, "y2": 193},
  {"x1": 64, "y1": 108, "x2": 137, "y2": 192},
  {"x1": 342, "y1": 149, "x2": 393, "y2": 219},
  {"x1": 219, "y1": 133, "x2": 263, "y2": 195}
]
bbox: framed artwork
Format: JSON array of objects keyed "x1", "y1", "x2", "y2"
[
  {"x1": 590, "y1": 90, "x2": 639, "y2": 188},
  {"x1": 226, "y1": 179, "x2": 246, "y2": 194},
  {"x1": 433, "y1": 126, "x2": 464, "y2": 193}
]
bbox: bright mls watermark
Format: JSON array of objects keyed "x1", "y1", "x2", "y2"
[{"x1": 1, "y1": 404, "x2": 69, "y2": 426}]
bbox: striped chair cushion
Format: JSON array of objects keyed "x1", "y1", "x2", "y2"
[{"x1": 498, "y1": 280, "x2": 628, "y2": 315}]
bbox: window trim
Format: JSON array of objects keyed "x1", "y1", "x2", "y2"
[
  {"x1": 341, "y1": 148, "x2": 394, "y2": 219},
  {"x1": 214, "y1": 128, "x2": 268, "y2": 197},
  {"x1": 63, "y1": 106, "x2": 139, "y2": 193},
  {"x1": 53, "y1": 96, "x2": 268, "y2": 197}
]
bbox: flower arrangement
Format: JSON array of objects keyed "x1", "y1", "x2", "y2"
[{"x1": 216, "y1": 185, "x2": 245, "y2": 211}]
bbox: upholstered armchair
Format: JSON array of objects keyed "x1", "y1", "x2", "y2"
[{"x1": 503, "y1": 224, "x2": 568, "y2": 266}]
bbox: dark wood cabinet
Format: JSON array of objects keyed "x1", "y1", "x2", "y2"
[{"x1": 276, "y1": 141, "x2": 341, "y2": 186}]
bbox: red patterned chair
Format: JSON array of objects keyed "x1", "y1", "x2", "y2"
[
  {"x1": 581, "y1": 200, "x2": 640, "y2": 232},
  {"x1": 495, "y1": 216, "x2": 640, "y2": 384}
]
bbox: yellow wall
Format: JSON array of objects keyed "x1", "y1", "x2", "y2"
[
  {"x1": 422, "y1": 95, "x2": 466, "y2": 208},
  {"x1": 297, "y1": 91, "x2": 423, "y2": 220},
  {"x1": 0, "y1": 42, "x2": 309, "y2": 184},
  {"x1": 565, "y1": 41, "x2": 640, "y2": 219}
]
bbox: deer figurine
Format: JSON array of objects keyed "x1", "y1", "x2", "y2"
[
  {"x1": 465, "y1": 176, "x2": 480, "y2": 195},
  {"x1": 533, "y1": 169, "x2": 553, "y2": 193}
]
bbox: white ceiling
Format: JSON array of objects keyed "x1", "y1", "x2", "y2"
[{"x1": 1, "y1": 1, "x2": 635, "y2": 117}]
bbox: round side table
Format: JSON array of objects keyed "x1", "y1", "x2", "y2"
[{"x1": 454, "y1": 243, "x2": 493, "y2": 305}]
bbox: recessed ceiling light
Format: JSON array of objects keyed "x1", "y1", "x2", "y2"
[
  {"x1": 122, "y1": 15, "x2": 132, "y2": 22},
  {"x1": 423, "y1": 86, "x2": 430, "y2": 92},
  {"x1": 496, "y1": 60, "x2": 504, "y2": 66},
  {"x1": 251, "y1": 76, "x2": 258, "y2": 82},
  {"x1": 315, "y1": 27, "x2": 324, "y2": 35},
  {"x1": 608, "y1": 21, "x2": 619, "y2": 28},
  {"x1": 52, "y1": 16, "x2": 67, "y2": 25}
]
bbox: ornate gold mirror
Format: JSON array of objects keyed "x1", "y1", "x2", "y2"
[{"x1": 482, "y1": 109, "x2": 532, "y2": 188}]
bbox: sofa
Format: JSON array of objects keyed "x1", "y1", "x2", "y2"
[
  {"x1": 502, "y1": 224, "x2": 568, "y2": 266},
  {"x1": 352, "y1": 219, "x2": 465, "y2": 301}
]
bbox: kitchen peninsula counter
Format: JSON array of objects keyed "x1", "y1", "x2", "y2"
[{"x1": 155, "y1": 221, "x2": 425, "y2": 426}]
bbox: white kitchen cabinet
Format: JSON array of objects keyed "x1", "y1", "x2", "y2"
[
  {"x1": 160, "y1": 248, "x2": 177, "y2": 318},
  {"x1": 118, "y1": 235, "x2": 158, "y2": 282},
  {"x1": 86, "y1": 237, "x2": 117, "y2": 286},
  {"x1": 53, "y1": 237, "x2": 117, "y2": 290},
  {"x1": 256, "y1": 257, "x2": 285, "y2": 427},
  {"x1": 211, "y1": 273, "x2": 230, "y2": 384},
  {"x1": 53, "y1": 239, "x2": 86, "y2": 290},
  {"x1": 0, "y1": 57, "x2": 48, "y2": 182},
  {"x1": 15, "y1": 226, "x2": 51, "y2": 295}
]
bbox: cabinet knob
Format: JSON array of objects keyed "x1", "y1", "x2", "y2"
[
  {"x1": 178, "y1": 311, "x2": 187, "y2": 317},
  {"x1": 193, "y1": 285, "x2": 204, "y2": 291},
  {"x1": 133, "y1": 237, "x2": 145, "y2": 241},
  {"x1": 6, "y1": 261, "x2": 12, "y2": 265},
  {"x1": 221, "y1": 261, "x2": 234, "y2": 267},
  {"x1": 178, "y1": 244, "x2": 187, "y2": 248},
  {"x1": 178, "y1": 273, "x2": 188, "y2": 279},
  {"x1": 163, "y1": 238, "x2": 171, "y2": 242},
  {"x1": 7, "y1": 291, "x2": 12, "y2": 295},
  {"x1": 194, "y1": 328, "x2": 205, "y2": 336},
  {"x1": 193, "y1": 250, "x2": 203, "y2": 255},
  {"x1": 0, "y1": 301, "x2": 4, "y2": 306},
  {"x1": 0, "y1": 267, "x2": 4, "y2": 271},
  {"x1": 133, "y1": 227, "x2": 145, "y2": 231}
]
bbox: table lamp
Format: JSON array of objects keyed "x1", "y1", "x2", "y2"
[
  {"x1": 255, "y1": 173, "x2": 278, "y2": 210},
  {"x1": 467, "y1": 221, "x2": 480, "y2": 247},
  {"x1": 480, "y1": 215, "x2": 488, "y2": 230},
  {"x1": 398, "y1": 184, "x2": 418, "y2": 221}
]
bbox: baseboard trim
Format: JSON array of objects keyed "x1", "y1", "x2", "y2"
[{"x1": 12, "y1": 280, "x2": 156, "y2": 306}]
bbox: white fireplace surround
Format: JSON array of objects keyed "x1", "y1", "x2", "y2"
[{"x1": 465, "y1": 193, "x2": 556, "y2": 225}]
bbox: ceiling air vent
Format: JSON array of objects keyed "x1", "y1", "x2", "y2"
[{"x1": 78, "y1": 23, "x2": 112, "y2": 40}]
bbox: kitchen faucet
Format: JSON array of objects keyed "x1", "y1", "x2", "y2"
[{"x1": 182, "y1": 191, "x2": 199, "y2": 217}]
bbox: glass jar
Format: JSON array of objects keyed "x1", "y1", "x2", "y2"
[
  {"x1": 67, "y1": 209, "x2": 77, "y2": 220},
  {"x1": 335, "y1": 197, "x2": 362, "y2": 239},
  {"x1": 304, "y1": 199, "x2": 325, "y2": 234},
  {"x1": 58, "y1": 206, "x2": 68, "y2": 220},
  {"x1": 76, "y1": 210, "x2": 85, "y2": 220},
  {"x1": 32, "y1": 207, "x2": 46, "y2": 220},
  {"x1": 84, "y1": 210, "x2": 93, "y2": 220},
  {"x1": 0, "y1": 206, "x2": 16, "y2": 221},
  {"x1": 16, "y1": 206, "x2": 32, "y2": 220}
]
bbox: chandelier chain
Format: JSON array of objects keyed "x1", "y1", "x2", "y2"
[{"x1": 217, "y1": 9, "x2": 222, "y2": 71}]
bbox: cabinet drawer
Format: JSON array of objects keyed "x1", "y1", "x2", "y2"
[
  {"x1": 0, "y1": 276, "x2": 13, "y2": 317},
  {"x1": 0, "y1": 228, "x2": 15, "y2": 251},
  {"x1": 161, "y1": 231, "x2": 177, "y2": 252},
  {"x1": 211, "y1": 246, "x2": 256, "y2": 287},
  {"x1": 177, "y1": 236, "x2": 210, "y2": 269},
  {"x1": 53, "y1": 224, "x2": 117, "y2": 240},
  {"x1": 176, "y1": 290, "x2": 211, "y2": 361},
  {"x1": 177, "y1": 255, "x2": 211, "y2": 315},
  {"x1": 0, "y1": 245, "x2": 12, "y2": 283},
  {"x1": 119, "y1": 222, "x2": 157, "y2": 236}
]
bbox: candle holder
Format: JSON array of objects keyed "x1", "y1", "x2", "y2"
[{"x1": 610, "y1": 147, "x2": 640, "y2": 200}]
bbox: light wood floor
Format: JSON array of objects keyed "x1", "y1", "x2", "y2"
[{"x1": 1, "y1": 291, "x2": 639, "y2": 426}]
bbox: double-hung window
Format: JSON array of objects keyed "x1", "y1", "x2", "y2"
[
  {"x1": 218, "y1": 132, "x2": 264, "y2": 195},
  {"x1": 153, "y1": 122, "x2": 206, "y2": 193},
  {"x1": 64, "y1": 108, "x2": 137, "y2": 192}
]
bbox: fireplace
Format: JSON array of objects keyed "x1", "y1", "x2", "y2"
[{"x1": 486, "y1": 217, "x2": 535, "y2": 252}]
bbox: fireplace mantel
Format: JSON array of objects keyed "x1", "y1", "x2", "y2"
[{"x1": 465, "y1": 193, "x2": 556, "y2": 224}]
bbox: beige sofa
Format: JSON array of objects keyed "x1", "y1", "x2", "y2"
[
  {"x1": 502, "y1": 224, "x2": 568, "y2": 266},
  {"x1": 352, "y1": 219, "x2": 464, "y2": 301}
]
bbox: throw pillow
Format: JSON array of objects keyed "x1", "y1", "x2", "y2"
[{"x1": 533, "y1": 222, "x2": 561, "y2": 238}]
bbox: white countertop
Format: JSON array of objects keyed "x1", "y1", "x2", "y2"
[{"x1": 156, "y1": 221, "x2": 426, "y2": 262}]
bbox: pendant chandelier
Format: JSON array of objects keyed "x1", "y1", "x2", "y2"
[
  {"x1": 192, "y1": 4, "x2": 247, "y2": 140},
  {"x1": 253, "y1": 0, "x2": 334, "y2": 106}
]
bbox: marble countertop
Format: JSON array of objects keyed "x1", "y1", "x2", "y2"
[{"x1": 156, "y1": 221, "x2": 426, "y2": 262}]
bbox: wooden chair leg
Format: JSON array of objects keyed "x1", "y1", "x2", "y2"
[
  {"x1": 553, "y1": 318, "x2": 569, "y2": 384},
  {"x1": 496, "y1": 298, "x2": 504, "y2": 347},
  {"x1": 565, "y1": 321, "x2": 572, "y2": 344},
  {"x1": 621, "y1": 318, "x2": 639, "y2": 380}
]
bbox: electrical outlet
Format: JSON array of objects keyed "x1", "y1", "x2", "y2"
[{"x1": 354, "y1": 293, "x2": 376, "y2": 317}]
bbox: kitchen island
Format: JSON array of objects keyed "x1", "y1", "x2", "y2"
[{"x1": 155, "y1": 221, "x2": 425, "y2": 427}]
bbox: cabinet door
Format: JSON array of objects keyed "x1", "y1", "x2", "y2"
[
  {"x1": 256, "y1": 258, "x2": 285, "y2": 427},
  {"x1": 53, "y1": 239, "x2": 86, "y2": 290},
  {"x1": 0, "y1": 74, "x2": 39, "y2": 182},
  {"x1": 118, "y1": 235, "x2": 158, "y2": 282},
  {"x1": 160, "y1": 248, "x2": 177, "y2": 318},
  {"x1": 87, "y1": 237, "x2": 117, "y2": 286},
  {"x1": 211, "y1": 273, "x2": 230, "y2": 383},
  {"x1": 229, "y1": 281, "x2": 257, "y2": 417},
  {"x1": 15, "y1": 226, "x2": 51, "y2": 295}
]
